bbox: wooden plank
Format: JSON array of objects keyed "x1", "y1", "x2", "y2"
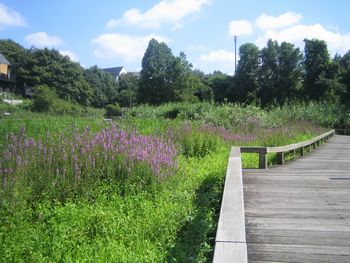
[
  {"x1": 246, "y1": 228, "x2": 350, "y2": 238},
  {"x1": 247, "y1": 233, "x2": 350, "y2": 247},
  {"x1": 248, "y1": 251, "x2": 350, "y2": 263},
  {"x1": 245, "y1": 217, "x2": 350, "y2": 232},
  {"x1": 243, "y1": 135, "x2": 350, "y2": 262},
  {"x1": 248, "y1": 243, "x2": 350, "y2": 256}
]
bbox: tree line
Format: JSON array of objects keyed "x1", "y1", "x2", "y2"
[
  {"x1": 140, "y1": 38, "x2": 350, "y2": 107},
  {"x1": 1, "y1": 38, "x2": 350, "y2": 109}
]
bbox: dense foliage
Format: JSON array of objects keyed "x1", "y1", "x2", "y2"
[{"x1": 83, "y1": 66, "x2": 119, "y2": 107}]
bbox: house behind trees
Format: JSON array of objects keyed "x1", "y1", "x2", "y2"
[{"x1": 0, "y1": 53, "x2": 16, "y2": 93}]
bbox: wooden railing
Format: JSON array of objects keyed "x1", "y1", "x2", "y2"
[
  {"x1": 240, "y1": 130, "x2": 335, "y2": 169},
  {"x1": 213, "y1": 147, "x2": 248, "y2": 263},
  {"x1": 213, "y1": 130, "x2": 335, "y2": 262}
]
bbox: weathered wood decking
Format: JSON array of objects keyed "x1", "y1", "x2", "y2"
[{"x1": 243, "y1": 135, "x2": 350, "y2": 262}]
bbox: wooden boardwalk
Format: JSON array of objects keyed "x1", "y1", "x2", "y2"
[{"x1": 243, "y1": 135, "x2": 350, "y2": 263}]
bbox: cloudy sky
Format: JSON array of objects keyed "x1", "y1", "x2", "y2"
[{"x1": 1, "y1": 0, "x2": 350, "y2": 74}]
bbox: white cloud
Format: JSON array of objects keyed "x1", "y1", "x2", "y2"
[
  {"x1": 256, "y1": 12, "x2": 303, "y2": 30},
  {"x1": 198, "y1": 49, "x2": 236, "y2": 74},
  {"x1": 228, "y1": 20, "x2": 253, "y2": 37},
  {"x1": 107, "y1": 0, "x2": 210, "y2": 29},
  {"x1": 0, "y1": 3, "x2": 26, "y2": 29},
  {"x1": 199, "y1": 49, "x2": 235, "y2": 62},
  {"x1": 92, "y1": 33, "x2": 170, "y2": 62},
  {"x1": 59, "y1": 50, "x2": 79, "y2": 62},
  {"x1": 186, "y1": 44, "x2": 207, "y2": 52},
  {"x1": 25, "y1": 32, "x2": 64, "y2": 47},
  {"x1": 256, "y1": 24, "x2": 350, "y2": 55}
]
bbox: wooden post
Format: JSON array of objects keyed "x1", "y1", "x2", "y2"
[
  {"x1": 301, "y1": 147, "x2": 305, "y2": 156},
  {"x1": 277, "y1": 152, "x2": 284, "y2": 165},
  {"x1": 259, "y1": 153, "x2": 267, "y2": 169}
]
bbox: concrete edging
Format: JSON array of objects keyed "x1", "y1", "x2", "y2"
[{"x1": 213, "y1": 147, "x2": 248, "y2": 263}]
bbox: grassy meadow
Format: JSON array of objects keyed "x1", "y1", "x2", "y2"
[{"x1": 0, "y1": 101, "x2": 332, "y2": 262}]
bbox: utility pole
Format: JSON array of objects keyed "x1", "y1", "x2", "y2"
[{"x1": 234, "y1": 35, "x2": 237, "y2": 74}]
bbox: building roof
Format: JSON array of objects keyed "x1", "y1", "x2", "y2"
[
  {"x1": 0, "y1": 53, "x2": 10, "y2": 65},
  {"x1": 103, "y1": 66, "x2": 124, "y2": 78}
]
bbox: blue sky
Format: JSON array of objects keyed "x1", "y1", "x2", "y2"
[{"x1": 1, "y1": 0, "x2": 350, "y2": 74}]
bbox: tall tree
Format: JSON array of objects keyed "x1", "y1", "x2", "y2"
[
  {"x1": 25, "y1": 48, "x2": 92, "y2": 105},
  {"x1": 209, "y1": 71, "x2": 231, "y2": 102},
  {"x1": 337, "y1": 51, "x2": 350, "y2": 104},
  {"x1": 303, "y1": 39, "x2": 331, "y2": 100},
  {"x1": 232, "y1": 43, "x2": 260, "y2": 103},
  {"x1": 0, "y1": 40, "x2": 93, "y2": 105},
  {"x1": 192, "y1": 69, "x2": 213, "y2": 101},
  {"x1": 258, "y1": 39, "x2": 279, "y2": 105},
  {"x1": 118, "y1": 72, "x2": 140, "y2": 107},
  {"x1": 276, "y1": 42, "x2": 303, "y2": 102},
  {"x1": 139, "y1": 39, "x2": 176, "y2": 104},
  {"x1": 84, "y1": 66, "x2": 119, "y2": 107}
]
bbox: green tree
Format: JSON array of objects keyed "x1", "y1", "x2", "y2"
[
  {"x1": 171, "y1": 52, "x2": 198, "y2": 102},
  {"x1": 139, "y1": 39, "x2": 177, "y2": 104},
  {"x1": 255, "y1": 40, "x2": 303, "y2": 105},
  {"x1": 84, "y1": 66, "x2": 119, "y2": 107},
  {"x1": 208, "y1": 71, "x2": 231, "y2": 102},
  {"x1": 192, "y1": 69, "x2": 213, "y2": 101},
  {"x1": 31, "y1": 85, "x2": 57, "y2": 112},
  {"x1": 276, "y1": 42, "x2": 303, "y2": 102},
  {"x1": 118, "y1": 73, "x2": 140, "y2": 107},
  {"x1": 303, "y1": 39, "x2": 331, "y2": 100},
  {"x1": 258, "y1": 39, "x2": 279, "y2": 105},
  {"x1": 336, "y1": 52, "x2": 350, "y2": 104},
  {"x1": 232, "y1": 43, "x2": 260, "y2": 104},
  {"x1": 25, "y1": 48, "x2": 92, "y2": 105},
  {"x1": 0, "y1": 40, "x2": 92, "y2": 105}
]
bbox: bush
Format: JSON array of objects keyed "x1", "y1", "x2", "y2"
[
  {"x1": 31, "y1": 85, "x2": 89, "y2": 116},
  {"x1": 31, "y1": 85, "x2": 56, "y2": 112},
  {"x1": 105, "y1": 103, "x2": 122, "y2": 117},
  {"x1": 17, "y1": 99, "x2": 32, "y2": 111}
]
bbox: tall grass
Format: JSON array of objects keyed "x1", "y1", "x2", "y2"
[
  {"x1": 271, "y1": 101, "x2": 350, "y2": 128},
  {"x1": 0, "y1": 101, "x2": 330, "y2": 262}
]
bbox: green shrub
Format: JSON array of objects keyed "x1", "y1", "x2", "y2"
[
  {"x1": 17, "y1": 99, "x2": 32, "y2": 111},
  {"x1": 30, "y1": 85, "x2": 89, "y2": 116},
  {"x1": 105, "y1": 103, "x2": 122, "y2": 117},
  {"x1": 31, "y1": 85, "x2": 57, "y2": 112}
]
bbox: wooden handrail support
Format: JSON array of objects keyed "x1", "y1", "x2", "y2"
[
  {"x1": 213, "y1": 147, "x2": 248, "y2": 263},
  {"x1": 240, "y1": 130, "x2": 335, "y2": 169}
]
